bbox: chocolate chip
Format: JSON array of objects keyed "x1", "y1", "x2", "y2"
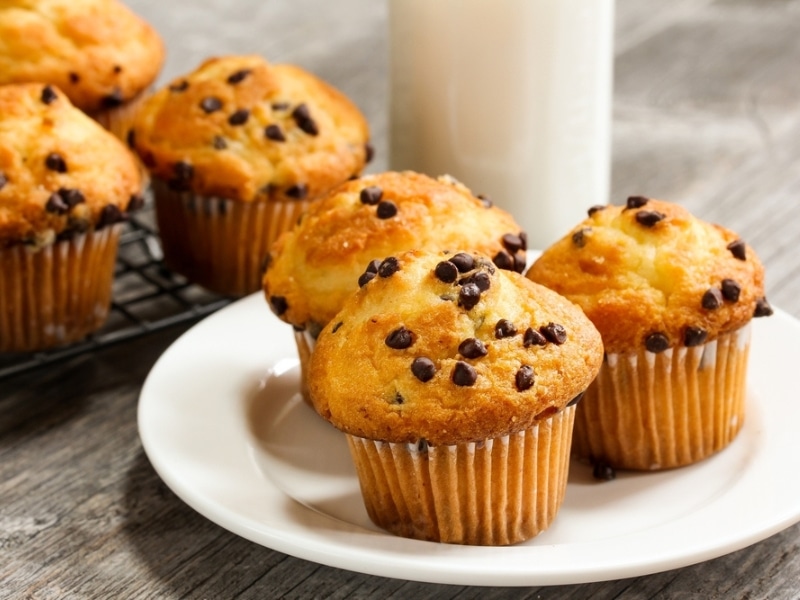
[
  {"x1": 365, "y1": 259, "x2": 382, "y2": 274},
  {"x1": 45, "y1": 153, "x2": 67, "y2": 173},
  {"x1": 393, "y1": 392, "x2": 404, "y2": 405},
  {"x1": 458, "y1": 338, "x2": 487, "y2": 359},
  {"x1": 385, "y1": 327, "x2": 414, "y2": 350},
  {"x1": 213, "y1": 135, "x2": 228, "y2": 150},
  {"x1": 332, "y1": 321, "x2": 343, "y2": 333},
  {"x1": 626, "y1": 196, "x2": 649, "y2": 209},
  {"x1": 45, "y1": 193, "x2": 69, "y2": 215},
  {"x1": 721, "y1": 279, "x2": 741, "y2": 302},
  {"x1": 645, "y1": 332, "x2": 670, "y2": 353},
  {"x1": 269, "y1": 295, "x2": 289, "y2": 315},
  {"x1": 200, "y1": 97, "x2": 223, "y2": 113},
  {"x1": 57, "y1": 188, "x2": 85, "y2": 208},
  {"x1": 460, "y1": 272, "x2": 491, "y2": 292},
  {"x1": 515, "y1": 365, "x2": 535, "y2": 391},
  {"x1": 572, "y1": 227, "x2": 591, "y2": 247},
  {"x1": 502, "y1": 233, "x2": 524, "y2": 253},
  {"x1": 411, "y1": 357, "x2": 436, "y2": 382},
  {"x1": 684, "y1": 327, "x2": 708, "y2": 347},
  {"x1": 358, "y1": 271, "x2": 376, "y2": 287},
  {"x1": 434, "y1": 261, "x2": 459, "y2": 284},
  {"x1": 495, "y1": 319, "x2": 517, "y2": 339},
  {"x1": 452, "y1": 361, "x2": 478, "y2": 386},
  {"x1": 0, "y1": 172, "x2": 7, "y2": 190},
  {"x1": 228, "y1": 109, "x2": 250, "y2": 126},
  {"x1": 376, "y1": 200, "x2": 397, "y2": 219},
  {"x1": 593, "y1": 461, "x2": 616, "y2": 481},
  {"x1": 292, "y1": 103, "x2": 319, "y2": 135},
  {"x1": 519, "y1": 232, "x2": 528, "y2": 251},
  {"x1": 365, "y1": 142, "x2": 375, "y2": 163},
  {"x1": 458, "y1": 283, "x2": 481, "y2": 310},
  {"x1": 449, "y1": 253, "x2": 474, "y2": 273},
  {"x1": 754, "y1": 297, "x2": 773, "y2": 318},
  {"x1": 126, "y1": 129, "x2": 136, "y2": 149},
  {"x1": 523, "y1": 327, "x2": 547, "y2": 347},
  {"x1": 378, "y1": 256, "x2": 400, "y2": 278},
  {"x1": 174, "y1": 161, "x2": 194, "y2": 181},
  {"x1": 541, "y1": 322, "x2": 567, "y2": 345},
  {"x1": 113, "y1": 65, "x2": 123, "y2": 74},
  {"x1": 477, "y1": 194, "x2": 493, "y2": 208},
  {"x1": 635, "y1": 210, "x2": 666, "y2": 227},
  {"x1": 702, "y1": 288, "x2": 723, "y2": 310},
  {"x1": 513, "y1": 251, "x2": 527, "y2": 273},
  {"x1": 567, "y1": 391, "x2": 585, "y2": 407},
  {"x1": 727, "y1": 239, "x2": 747, "y2": 261},
  {"x1": 127, "y1": 194, "x2": 145, "y2": 212},
  {"x1": 360, "y1": 186, "x2": 383, "y2": 205},
  {"x1": 493, "y1": 250, "x2": 515, "y2": 271},
  {"x1": 101, "y1": 87, "x2": 124, "y2": 108},
  {"x1": 265, "y1": 124, "x2": 286, "y2": 142},
  {"x1": 69, "y1": 72, "x2": 80, "y2": 84},
  {"x1": 271, "y1": 101, "x2": 290, "y2": 111},
  {"x1": 169, "y1": 80, "x2": 189, "y2": 92},
  {"x1": 98, "y1": 204, "x2": 125, "y2": 228},
  {"x1": 41, "y1": 85, "x2": 58, "y2": 104},
  {"x1": 286, "y1": 184, "x2": 308, "y2": 199},
  {"x1": 588, "y1": 205, "x2": 606, "y2": 217},
  {"x1": 227, "y1": 69, "x2": 252, "y2": 84}
]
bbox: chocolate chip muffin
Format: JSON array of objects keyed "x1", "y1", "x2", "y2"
[
  {"x1": 527, "y1": 196, "x2": 772, "y2": 470},
  {"x1": 0, "y1": 0, "x2": 165, "y2": 139},
  {"x1": 262, "y1": 170, "x2": 528, "y2": 400},
  {"x1": 0, "y1": 83, "x2": 144, "y2": 352},
  {"x1": 129, "y1": 54, "x2": 371, "y2": 296},
  {"x1": 308, "y1": 249, "x2": 603, "y2": 545}
]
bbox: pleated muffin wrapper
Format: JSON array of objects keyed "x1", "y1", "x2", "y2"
[
  {"x1": 572, "y1": 325, "x2": 752, "y2": 471},
  {"x1": 0, "y1": 225, "x2": 122, "y2": 353},
  {"x1": 153, "y1": 179, "x2": 312, "y2": 297},
  {"x1": 90, "y1": 89, "x2": 153, "y2": 143},
  {"x1": 294, "y1": 329, "x2": 316, "y2": 404},
  {"x1": 346, "y1": 404, "x2": 576, "y2": 546}
]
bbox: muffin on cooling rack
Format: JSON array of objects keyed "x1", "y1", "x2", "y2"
[
  {"x1": 308, "y1": 249, "x2": 603, "y2": 545},
  {"x1": 527, "y1": 196, "x2": 773, "y2": 470},
  {"x1": 262, "y1": 170, "x2": 529, "y2": 400},
  {"x1": 0, "y1": 0, "x2": 165, "y2": 139},
  {"x1": 0, "y1": 83, "x2": 145, "y2": 352},
  {"x1": 129, "y1": 54, "x2": 371, "y2": 297}
]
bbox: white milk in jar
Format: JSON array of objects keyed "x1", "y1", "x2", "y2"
[{"x1": 389, "y1": 0, "x2": 615, "y2": 250}]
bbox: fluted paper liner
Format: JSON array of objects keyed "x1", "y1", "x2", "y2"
[
  {"x1": 294, "y1": 329, "x2": 315, "y2": 405},
  {"x1": 346, "y1": 404, "x2": 576, "y2": 546},
  {"x1": 91, "y1": 89, "x2": 152, "y2": 141},
  {"x1": 153, "y1": 180, "x2": 311, "y2": 297},
  {"x1": 0, "y1": 226, "x2": 121, "y2": 352},
  {"x1": 572, "y1": 326, "x2": 751, "y2": 470}
]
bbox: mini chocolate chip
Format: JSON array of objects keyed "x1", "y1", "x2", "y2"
[
  {"x1": 460, "y1": 272, "x2": 491, "y2": 292},
  {"x1": 434, "y1": 260, "x2": 459, "y2": 284},
  {"x1": 593, "y1": 461, "x2": 616, "y2": 481},
  {"x1": 271, "y1": 101, "x2": 290, "y2": 111},
  {"x1": 292, "y1": 103, "x2": 319, "y2": 135},
  {"x1": 702, "y1": 288, "x2": 723, "y2": 310},
  {"x1": 645, "y1": 332, "x2": 670, "y2": 353},
  {"x1": 684, "y1": 327, "x2": 708, "y2": 347},
  {"x1": 228, "y1": 109, "x2": 250, "y2": 126},
  {"x1": 385, "y1": 327, "x2": 414, "y2": 350},
  {"x1": 393, "y1": 392, "x2": 404, "y2": 405},
  {"x1": 523, "y1": 327, "x2": 547, "y2": 347},
  {"x1": 332, "y1": 321, "x2": 343, "y2": 333},
  {"x1": 41, "y1": 85, "x2": 58, "y2": 104},
  {"x1": 477, "y1": 194, "x2": 493, "y2": 208},
  {"x1": 45, "y1": 193, "x2": 69, "y2": 215},
  {"x1": 227, "y1": 69, "x2": 252, "y2": 84},
  {"x1": 502, "y1": 233, "x2": 524, "y2": 253},
  {"x1": 286, "y1": 184, "x2": 308, "y2": 199},
  {"x1": 169, "y1": 80, "x2": 189, "y2": 92},
  {"x1": 98, "y1": 204, "x2": 125, "y2": 228},
  {"x1": 411, "y1": 357, "x2": 436, "y2": 382},
  {"x1": 495, "y1": 319, "x2": 517, "y2": 339},
  {"x1": 45, "y1": 153, "x2": 67, "y2": 173},
  {"x1": 365, "y1": 259, "x2": 382, "y2": 274},
  {"x1": 101, "y1": 87, "x2": 124, "y2": 108},
  {"x1": 727, "y1": 239, "x2": 747, "y2": 261},
  {"x1": 541, "y1": 322, "x2": 567, "y2": 345},
  {"x1": 449, "y1": 253, "x2": 474, "y2": 273},
  {"x1": 378, "y1": 256, "x2": 400, "y2": 277},
  {"x1": 515, "y1": 365, "x2": 535, "y2": 391},
  {"x1": 200, "y1": 97, "x2": 223, "y2": 113},
  {"x1": 567, "y1": 391, "x2": 585, "y2": 407},
  {"x1": 626, "y1": 196, "x2": 649, "y2": 209},
  {"x1": 458, "y1": 338, "x2": 487, "y2": 359},
  {"x1": 265, "y1": 124, "x2": 286, "y2": 142},
  {"x1": 493, "y1": 250, "x2": 515, "y2": 271},
  {"x1": 458, "y1": 283, "x2": 481, "y2": 310},
  {"x1": 69, "y1": 72, "x2": 80, "y2": 83},
  {"x1": 721, "y1": 279, "x2": 741, "y2": 302},
  {"x1": 113, "y1": 65, "x2": 123, "y2": 74},
  {"x1": 376, "y1": 200, "x2": 397, "y2": 219},
  {"x1": 754, "y1": 297, "x2": 774, "y2": 317},
  {"x1": 269, "y1": 295, "x2": 289, "y2": 316},
  {"x1": 0, "y1": 172, "x2": 7, "y2": 190},
  {"x1": 127, "y1": 194, "x2": 145, "y2": 212},
  {"x1": 365, "y1": 142, "x2": 375, "y2": 163},
  {"x1": 213, "y1": 135, "x2": 228, "y2": 150},
  {"x1": 360, "y1": 186, "x2": 383, "y2": 205},
  {"x1": 635, "y1": 210, "x2": 666, "y2": 227},
  {"x1": 174, "y1": 161, "x2": 194, "y2": 181},
  {"x1": 572, "y1": 227, "x2": 591, "y2": 247},
  {"x1": 57, "y1": 188, "x2": 85, "y2": 208},
  {"x1": 588, "y1": 204, "x2": 606, "y2": 217},
  {"x1": 358, "y1": 271, "x2": 376, "y2": 287},
  {"x1": 452, "y1": 361, "x2": 478, "y2": 386}
]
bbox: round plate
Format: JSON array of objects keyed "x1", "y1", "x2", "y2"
[{"x1": 138, "y1": 293, "x2": 800, "y2": 586}]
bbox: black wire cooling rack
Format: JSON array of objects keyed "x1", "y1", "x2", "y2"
[{"x1": 0, "y1": 205, "x2": 232, "y2": 381}]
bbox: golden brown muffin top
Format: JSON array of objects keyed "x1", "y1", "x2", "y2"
[
  {"x1": 308, "y1": 249, "x2": 603, "y2": 445},
  {"x1": 0, "y1": 83, "x2": 144, "y2": 248},
  {"x1": 263, "y1": 171, "x2": 529, "y2": 333},
  {"x1": 526, "y1": 197, "x2": 772, "y2": 355},
  {"x1": 129, "y1": 55, "x2": 371, "y2": 203},
  {"x1": 0, "y1": 0, "x2": 165, "y2": 113}
]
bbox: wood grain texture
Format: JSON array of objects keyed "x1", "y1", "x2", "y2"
[{"x1": 2, "y1": 0, "x2": 800, "y2": 598}]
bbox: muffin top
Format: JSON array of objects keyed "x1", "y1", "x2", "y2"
[
  {"x1": 0, "y1": 0, "x2": 165, "y2": 113},
  {"x1": 308, "y1": 249, "x2": 603, "y2": 445},
  {"x1": 129, "y1": 54, "x2": 371, "y2": 203},
  {"x1": 526, "y1": 196, "x2": 772, "y2": 355},
  {"x1": 0, "y1": 83, "x2": 144, "y2": 249},
  {"x1": 263, "y1": 171, "x2": 529, "y2": 334}
]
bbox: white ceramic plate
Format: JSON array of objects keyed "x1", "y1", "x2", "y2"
[{"x1": 138, "y1": 293, "x2": 800, "y2": 586}]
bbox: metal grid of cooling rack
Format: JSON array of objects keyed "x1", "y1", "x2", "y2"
[{"x1": 0, "y1": 206, "x2": 232, "y2": 380}]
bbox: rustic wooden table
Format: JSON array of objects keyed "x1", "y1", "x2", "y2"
[{"x1": 3, "y1": 0, "x2": 800, "y2": 597}]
